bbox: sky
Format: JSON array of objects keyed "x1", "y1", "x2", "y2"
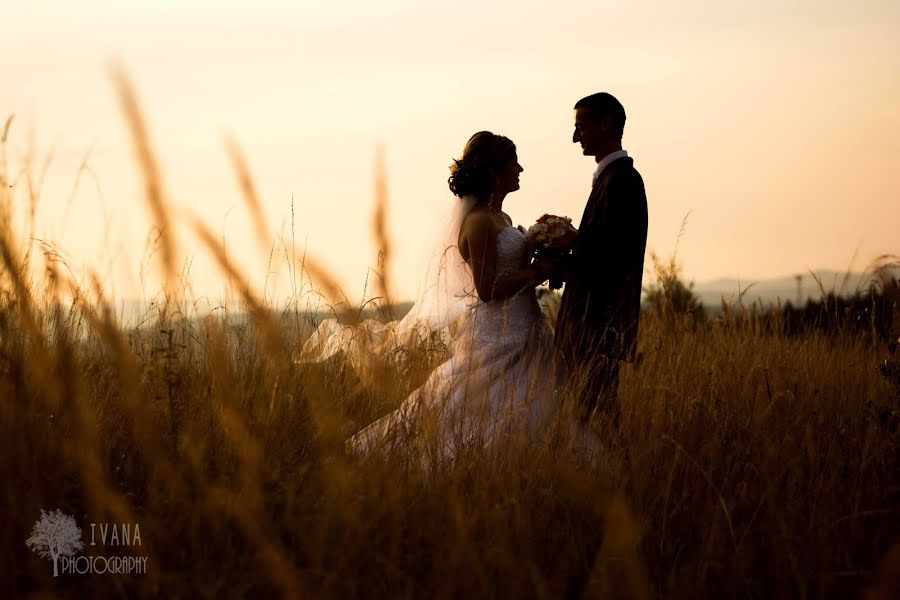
[{"x1": 2, "y1": 0, "x2": 898, "y2": 313}]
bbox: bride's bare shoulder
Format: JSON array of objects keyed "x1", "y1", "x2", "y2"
[
  {"x1": 460, "y1": 206, "x2": 495, "y2": 231},
  {"x1": 458, "y1": 207, "x2": 497, "y2": 254}
]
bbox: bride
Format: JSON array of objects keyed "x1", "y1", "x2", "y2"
[{"x1": 299, "y1": 131, "x2": 563, "y2": 460}]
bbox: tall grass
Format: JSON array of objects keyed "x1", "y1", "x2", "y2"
[{"x1": 1, "y1": 75, "x2": 898, "y2": 599}]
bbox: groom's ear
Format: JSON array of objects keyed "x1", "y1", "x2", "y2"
[{"x1": 597, "y1": 114, "x2": 614, "y2": 133}]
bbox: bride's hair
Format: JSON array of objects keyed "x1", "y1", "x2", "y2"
[{"x1": 448, "y1": 131, "x2": 516, "y2": 199}]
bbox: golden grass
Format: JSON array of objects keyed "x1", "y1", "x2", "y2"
[
  {"x1": 0, "y1": 77, "x2": 898, "y2": 598},
  {"x1": 111, "y1": 65, "x2": 178, "y2": 295},
  {"x1": 371, "y1": 142, "x2": 395, "y2": 320}
]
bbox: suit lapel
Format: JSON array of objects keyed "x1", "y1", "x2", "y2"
[
  {"x1": 580, "y1": 156, "x2": 632, "y2": 230},
  {"x1": 579, "y1": 166, "x2": 611, "y2": 231},
  {"x1": 578, "y1": 182, "x2": 600, "y2": 230}
]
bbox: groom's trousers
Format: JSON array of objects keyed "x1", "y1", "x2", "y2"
[
  {"x1": 555, "y1": 340, "x2": 621, "y2": 425},
  {"x1": 581, "y1": 353, "x2": 621, "y2": 425}
]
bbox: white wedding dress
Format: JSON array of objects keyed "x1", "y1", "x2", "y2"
[
  {"x1": 297, "y1": 193, "x2": 573, "y2": 461},
  {"x1": 348, "y1": 226, "x2": 560, "y2": 459}
]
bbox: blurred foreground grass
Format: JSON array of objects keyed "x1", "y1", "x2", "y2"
[{"x1": 3, "y1": 294, "x2": 897, "y2": 598}]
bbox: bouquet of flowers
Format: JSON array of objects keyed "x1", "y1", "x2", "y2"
[
  {"x1": 525, "y1": 214, "x2": 578, "y2": 290},
  {"x1": 525, "y1": 214, "x2": 578, "y2": 258}
]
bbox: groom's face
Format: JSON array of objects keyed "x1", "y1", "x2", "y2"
[{"x1": 573, "y1": 107, "x2": 610, "y2": 157}]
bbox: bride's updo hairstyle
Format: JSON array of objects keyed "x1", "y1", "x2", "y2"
[{"x1": 448, "y1": 131, "x2": 516, "y2": 199}]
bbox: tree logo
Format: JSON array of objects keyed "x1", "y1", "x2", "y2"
[{"x1": 26, "y1": 509, "x2": 85, "y2": 577}]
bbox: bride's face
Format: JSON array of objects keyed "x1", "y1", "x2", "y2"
[{"x1": 495, "y1": 155, "x2": 524, "y2": 195}]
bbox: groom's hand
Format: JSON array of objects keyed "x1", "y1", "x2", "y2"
[
  {"x1": 549, "y1": 255, "x2": 573, "y2": 290},
  {"x1": 532, "y1": 256, "x2": 567, "y2": 289},
  {"x1": 531, "y1": 257, "x2": 557, "y2": 284}
]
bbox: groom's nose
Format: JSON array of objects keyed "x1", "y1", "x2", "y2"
[{"x1": 572, "y1": 130, "x2": 580, "y2": 143}]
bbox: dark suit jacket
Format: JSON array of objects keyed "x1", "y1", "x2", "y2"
[{"x1": 555, "y1": 156, "x2": 648, "y2": 366}]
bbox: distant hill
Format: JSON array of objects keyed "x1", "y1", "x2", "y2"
[
  {"x1": 111, "y1": 298, "x2": 418, "y2": 328},
  {"x1": 690, "y1": 269, "x2": 897, "y2": 310},
  {"x1": 108, "y1": 269, "x2": 897, "y2": 326}
]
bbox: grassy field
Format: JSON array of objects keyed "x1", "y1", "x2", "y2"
[{"x1": 2, "y1": 82, "x2": 899, "y2": 598}]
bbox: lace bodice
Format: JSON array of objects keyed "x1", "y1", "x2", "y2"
[
  {"x1": 495, "y1": 227, "x2": 531, "y2": 277},
  {"x1": 467, "y1": 227, "x2": 543, "y2": 345}
]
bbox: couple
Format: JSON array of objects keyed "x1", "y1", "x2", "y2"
[{"x1": 301, "y1": 92, "x2": 648, "y2": 460}]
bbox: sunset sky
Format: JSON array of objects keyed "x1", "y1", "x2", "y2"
[{"x1": 3, "y1": 0, "x2": 898, "y2": 313}]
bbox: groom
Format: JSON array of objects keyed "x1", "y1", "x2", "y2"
[{"x1": 553, "y1": 92, "x2": 648, "y2": 424}]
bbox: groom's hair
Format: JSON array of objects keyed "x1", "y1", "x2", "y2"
[{"x1": 574, "y1": 92, "x2": 626, "y2": 137}]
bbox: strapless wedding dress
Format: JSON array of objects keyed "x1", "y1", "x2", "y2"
[{"x1": 349, "y1": 227, "x2": 560, "y2": 459}]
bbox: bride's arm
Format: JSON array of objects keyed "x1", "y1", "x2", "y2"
[{"x1": 461, "y1": 213, "x2": 548, "y2": 302}]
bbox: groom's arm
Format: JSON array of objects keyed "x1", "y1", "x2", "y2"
[
  {"x1": 585, "y1": 170, "x2": 648, "y2": 358},
  {"x1": 575, "y1": 171, "x2": 647, "y2": 319}
]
